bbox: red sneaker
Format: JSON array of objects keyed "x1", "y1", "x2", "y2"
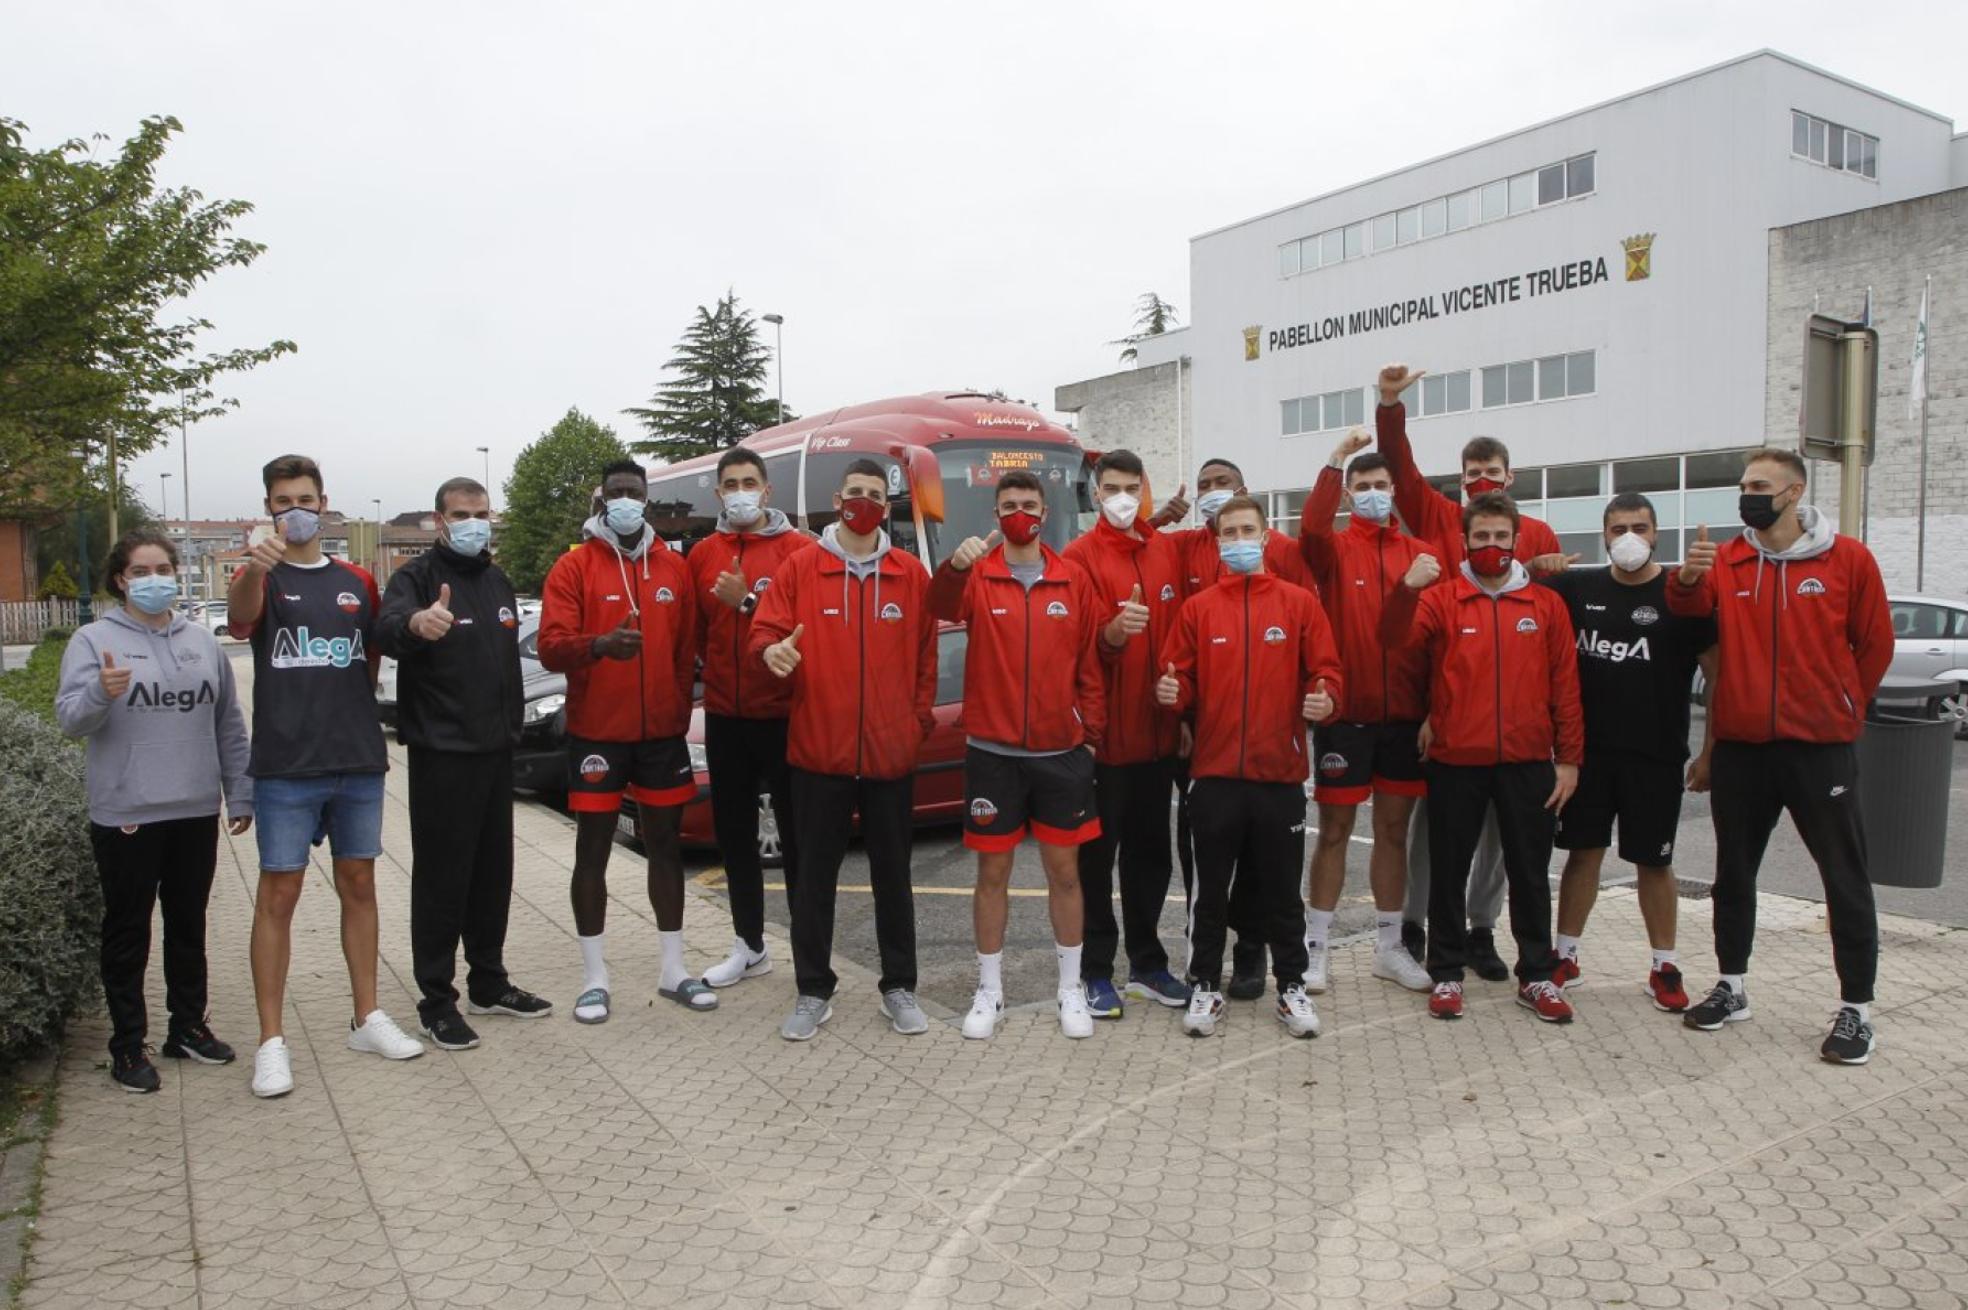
[
  {"x1": 1517, "y1": 980, "x2": 1575, "y2": 1024},
  {"x1": 1551, "y1": 954, "x2": 1582, "y2": 989},
  {"x1": 1429, "y1": 981, "x2": 1463, "y2": 1020},
  {"x1": 1648, "y1": 963, "x2": 1690, "y2": 1013}
]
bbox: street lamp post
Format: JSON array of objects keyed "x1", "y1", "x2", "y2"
[
  {"x1": 160, "y1": 472, "x2": 172, "y2": 529},
  {"x1": 372, "y1": 498, "x2": 383, "y2": 575},
  {"x1": 476, "y1": 445, "x2": 492, "y2": 510},
  {"x1": 762, "y1": 312, "x2": 785, "y2": 426}
]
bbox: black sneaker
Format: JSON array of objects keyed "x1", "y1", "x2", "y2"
[
  {"x1": 1401, "y1": 919, "x2": 1427, "y2": 964},
  {"x1": 1467, "y1": 929, "x2": 1511, "y2": 983},
  {"x1": 162, "y1": 1023, "x2": 236, "y2": 1065},
  {"x1": 1226, "y1": 942, "x2": 1267, "y2": 1001},
  {"x1": 1820, "y1": 1006, "x2": 1875, "y2": 1065},
  {"x1": 422, "y1": 1012, "x2": 481, "y2": 1050},
  {"x1": 111, "y1": 1049, "x2": 161, "y2": 1094},
  {"x1": 1683, "y1": 982, "x2": 1752, "y2": 1031},
  {"x1": 467, "y1": 987, "x2": 554, "y2": 1019}
]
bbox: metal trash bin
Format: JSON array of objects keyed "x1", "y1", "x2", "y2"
[{"x1": 1858, "y1": 676, "x2": 1962, "y2": 889}]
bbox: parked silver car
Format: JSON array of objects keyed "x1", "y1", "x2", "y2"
[{"x1": 1888, "y1": 594, "x2": 1968, "y2": 735}]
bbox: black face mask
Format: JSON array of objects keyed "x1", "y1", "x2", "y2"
[{"x1": 1739, "y1": 492, "x2": 1785, "y2": 531}]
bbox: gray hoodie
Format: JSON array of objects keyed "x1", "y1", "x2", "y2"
[
  {"x1": 55, "y1": 607, "x2": 253, "y2": 827},
  {"x1": 1742, "y1": 503, "x2": 1837, "y2": 607}
]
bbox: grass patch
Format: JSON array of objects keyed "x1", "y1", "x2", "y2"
[{"x1": 0, "y1": 632, "x2": 70, "y2": 732}]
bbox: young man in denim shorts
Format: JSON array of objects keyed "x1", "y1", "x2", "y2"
[{"x1": 228, "y1": 454, "x2": 425, "y2": 1098}]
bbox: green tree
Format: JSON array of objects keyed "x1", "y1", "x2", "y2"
[
  {"x1": 625, "y1": 291, "x2": 792, "y2": 464},
  {"x1": 0, "y1": 115, "x2": 295, "y2": 515},
  {"x1": 499, "y1": 408, "x2": 628, "y2": 594},
  {"x1": 1110, "y1": 292, "x2": 1181, "y2": 364},
  {"x1": 37, "y1": 560, "x2": 77, "y2": 600},
  {"x1": 36, "y1": 478, "x2": 157, "y2": 589}
]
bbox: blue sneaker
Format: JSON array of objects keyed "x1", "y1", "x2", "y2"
[
  {"x1": 1084, "y1": 977, "x2": 1124, "y2": 1020},
  {"x1": 1125, "y1": 969, "x2": 1193, "y2": 1008}
]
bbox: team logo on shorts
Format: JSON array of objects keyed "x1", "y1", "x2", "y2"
[
  {"x1": 578, "y1": 753, "x2": 611, "y2": 781},
  {"x1": 1631, "y1": 605, "x2": 1659, "y2": 626},
  {"x1": 498, "y1": 606, "x2": 517, "y2": 628},
  {"x1": 1159, "y1": 584, "x2": 1176, "y2": 603},
  {"x1": 1263, "y1": 625, "x2": 1287, "y2": 644},
  {"x1": 1318, "y1": 752, "x2": 1349, "y2": 777},
  {"x1": 336, "y1": 591, "x2": 361, "y2": 613},
  {"x1": 1045, "y1": 601, "x2": 1069, "y2": 618},
  {"x1": 969, "y1": 797, "x2": 999, "y2": 820},
  {"x1": 880, "y1": 601, "x2": 904, "y2": 622},
  {"x1": 1516, "y1": 617, "x2": 1539, "y2": 633},
  {"x1": 1797, "y1": 578, "x2": 1826, "y2": 596},
  {"x1": 654, "y1": 587, "x2": 676, "y2": 604}
]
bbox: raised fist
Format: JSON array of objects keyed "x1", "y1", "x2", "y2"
[
  {"x1": 1332, "y1": 427, "x2": 1372, "y2": 464},
  {"x1": 1404, "y1": 553, "x2": 1441, "y2": 590}
]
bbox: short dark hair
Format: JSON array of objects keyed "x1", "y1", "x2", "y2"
[
  {"x1": 1215, "y1": 494, "x2": 1267, "y2": 529},
  {"x1": 1603, "y1": 491, "x2": 1657, "y2": 526},
  {"x1": 434, "y1": 477, "x2": 488, "y2": 515},
  {"x1": 995, "y1": 469, "x2": 1045, "y2": 501},
  {"x1": 1198, "y1": 456, "x2": 1243, "y2": 483},
  {"x1": 716, "y1": 447, "x2": 768, "y2": 481},
  {"x1": 840, "y1": 458, "x2": 887, "y2": 492},
  {"x1": 262, "y1": 454, "x2": 323, "y2": 496},
  {"x1": 104, "y1": 528, "x2": 178, "y2": 600},
  {"x1": 1092, "y1": 449, "x2": 1144, "y2": 480},
  {"x1": 600, "y1": 458, "x2": 647, "y2": 485},
  {"x1": 1460, "y1": 436, "x2": 1510, "y2": 470},
  {"x1": 1346, "y1": 452, "x2": 1392, "y2": 483},
  {"x1": 1462, "y1": 490, "x2": 1520, "y2": 533},
  {"x1": 1743, "y1": 447, "x2": 1808, "y2": 482}
]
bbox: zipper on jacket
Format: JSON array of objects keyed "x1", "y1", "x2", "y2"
[
  {"x1": 1768, "y1": 561, "x2": 1781, "y2": 738},
  {"x1": 1377, "y1": 533, "x2": 1391, "y2": 725},
  {"x1": 1490, "y1": 593, "x2": 1504, "y2": 765},
  {"x1": 856, "y1": 565, "x2": 867, "y2": 779},
  {"x1": 732, "y1": 536, "x2": 745, "y2": 717},
  {"x1": 1022, "y1": 577, "x2": 1034, "y2": 749},
  {"x1": 1128, "y1": 556, "x2": 1148, "y2": 757},
  {"x1": 1239, "y1": 577, "x2": 1252, "y2": 779}
]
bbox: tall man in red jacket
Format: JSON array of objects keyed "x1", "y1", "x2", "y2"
[
  {"x1": 751, "y1": 460, "x2": 935, "y2": 1042},
  {"x1": 930, "y1": 470, "x2": 1107, "y2": 1042},
  {"x1": 538, "y1": 460, "x2": 715, "y2": 1021},
  {"x1": 1381, "y1": 492, "x2": 1584, "y2": 1025},
  {"x1": 1157, "y1": 496, "x2": 1342, "y2": 1038},
  {"x1": 1062, "y1": 449, "x2": 1191, "y2": 1018},
  {"x1": 689, "y1": 447, "x2": 814, "y2": 991},
  {"x1": 1375, "y1": 363, "x2": 1572, "y2": 982},
  {"x1": 1667, "y1": 448, "x2": 1893, "y2": 1065},
  {"x1": 1298, "y1": 428, "x2": 1434, "y2": 995}
]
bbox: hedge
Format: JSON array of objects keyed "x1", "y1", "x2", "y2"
[{"x1": 0, "y1": 629, "x2": 71, "y2": 729}]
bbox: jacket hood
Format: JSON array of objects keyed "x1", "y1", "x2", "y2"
[
  {"x1": 716, "y1": 505, "x2": 797, "y2": 538},
  {"x1": 1744, "y1": 504, "x2": 1836, "y2": 561},
  {"x1": 1458, "y1": 559, "x2": 1531, "y2": 595},
  {"x1": 580, "y1": 514, "x2": 653, "y2": 561},
  {"x1": 102, "y1": 604, "x2": 187, "y2": 639},
  {"x1": 818, "y1": 521, "x2": 891, "y2": 565}
]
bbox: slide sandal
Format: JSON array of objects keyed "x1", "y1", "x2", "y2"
[
  {"x1": 658, "y1": 979, "x2": 719, "y2": 1011},
  {"x1": 572, "y1": 988, "x2": 610, "y2": 1024}
]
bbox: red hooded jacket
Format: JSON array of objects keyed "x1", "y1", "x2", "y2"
[
  {"x1": 746, "y1": 537, "x2": 936, "y2": 780},
  {"x1": 1377, "y1": 401, "x2": 1562, "y2": 567},
  {"x1": 1665, "y1": 515, "x2": 1892, "y2": 744},
  {"x1": 1159, "y1": 572, "x2": 1345, "y2": 784},
  {"x1": 1298, "y1": 464, "x2": 1433, "y2": 723},
  {"x1": 927, "y1": 544, "x2": 1105, "y2": 754},
  {"x1": 1168, "y1": 524, "x2": 1313, "y2": 594},
  {"x1": 688, "y1": 522, "x2": 814, "y2": 719},
  {"x1": 1379, "y1": 564, "x2": 1584, "y2": 767},
  {"x1": 537, "y1": 533, "x2": 697, "y2": 743},
  {"x1": 1061, "y1": 516, "x2": 1184, "y2": 765}
]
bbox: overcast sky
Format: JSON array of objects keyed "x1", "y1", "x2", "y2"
[{"x1": 5, "y1": 1, "x2": 1962, "y2": 521}]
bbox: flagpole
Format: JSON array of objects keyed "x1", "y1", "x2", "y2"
[{"x1": 1915, "y1": 275, "x2": 1931, "y2": 591}]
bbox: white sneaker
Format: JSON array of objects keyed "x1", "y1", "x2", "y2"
[
  {"x1": 702, "y1": 939, "x2": 772, "y2": 989},
  {"x1": 1182, "y1": 988, "x2": 1224, "y2": 1037},
  {"x1": 1277, "y1": 984, "x2": 1322, "y2": 1038},
  {"x1": 1057, "y1": 984, "x2": 1094, "y2": 1039},
  {"x1": 348, "y1": 1010, "x2": 425, "y2": 1061},
  {"x1": 251, "y1": 1037, "x2": 293, "y2": 1099},
  {"x1": 1372, "y1": 943, "x2": 1433, "y2": 992},
  {"x1": 961, "y1": 989, "x2": 1004, "y2": 1041},
  {"x1": 1302, "y1": 941, "x2": 1330, "y2": 994}
]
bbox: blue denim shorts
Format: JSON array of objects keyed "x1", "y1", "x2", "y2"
[{"x1": 254, "y1": 772, "x2": 386, "y2": 873}]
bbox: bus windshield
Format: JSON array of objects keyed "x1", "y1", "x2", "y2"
[{"x1": 924, "y1": 442, "x2": 1088, "y2": 563}]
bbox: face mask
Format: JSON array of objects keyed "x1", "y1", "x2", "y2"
[
  {"x1": 125, "y1": 574, "x2": 178, "y2": 616},
  {"x1": 1738, "y1": 491, "x2": 1787, "y2": 531},
  {"x1": 1219, "y1": 540, "x2": 1264, "y2": 575},
  {"x1": 1463, "y1": 477, "x2": 1506, "y2": 500},
  {"x1": 998, "y1": 509, "x2": 1042, "y2": 546},
  {"x1": 1608, "y1": 532, "x2": 1653, "y2": 571},
  {"x1": 722, "y1": 490, "x2": 764, "y2": 527},
  {"x1": 838, "y1": 496, "x2": 886, "y2": 536},
  {"x1": 275, "y1": 506, "x2": 320, "y2": 544},
  {"x1": 1468, "y1": 544, "x2": 1513, "y2": 577},
  {"x1": 1101, "y1": 491, "x2": 1140, "y2": 530},
  {"x1": 1196, "y1": 489, "x2": 1234, "y2": 521},
  {"x1": 1351, "y1": 489, "x2": 1394, "y2": 524},
  {"x1": 604, "y1": 496, "x2": 646, "y2": 536},
  {"x1": 445, "y1": 517, "x2": 491, "y2": 556}
]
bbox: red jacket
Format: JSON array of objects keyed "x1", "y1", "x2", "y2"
[
  {"x1": 1665, "y1": 522, "x2": 1892, "y2": 744},
  {"x1": 1298, "y1": 465, "x2": 1433, "y2": 723},
  {"x1": 1377, "y1": 401, "x2": 1562, "y2": 567},
  {"x1": 928, "y1": 544, "x2": 1105, "y2": 753},
  {"x1": 1061, "y1": 517, "x2": 1183, "y2": 764},
  {"x1": 1169, "y1": 524, "x2": 1313, "y2": 594},
  {"x1": 746, "y1": 541, "x2": 936, "y2": 779},
  {"x1": 1160, "y1": 572, "x2": 1344, "y2": 784},
  {"x1": 538, "y1": 535, "x2": 696, "y2": 743},
  {"x1": 689, "y1": 525, "x2": 814, "y2": 719},
  {"x1": 1380, "y1": 567, "x2": 1584, "y2": 767}
]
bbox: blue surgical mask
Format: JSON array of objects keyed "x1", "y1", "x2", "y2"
[
  {"x1": 126, "y1": 574, "x2": 179, "y2": 616},
  {"x1": 604, "y1": 497, "x2": 646, "y2": 536},
  {"x1": 1196, "y1": 489, "x2": 1234, "y2": 521},
  {"x1": 275, "y1": 506, "x2": 320, "y2": 544},
  {"x1": 1351, "y1": 489, "x2": 1394, "y2": 524},
  {"x1": 445, "y1": 517, "x2": 491, "y2": 556},
  {"x1": 1219, "y1": 541, "x2": 1264, "y2": 575}
]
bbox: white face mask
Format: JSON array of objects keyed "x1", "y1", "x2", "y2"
[
  {"x1": 1608, "y1": 532, "x2": 1654, "y2": 572},
  {"x1": 1195, "y1": 489, "x2": 1234, "y2": 521},
  {"x1": 722, "y1": 490, "x2": 764, "y2": 527},
  {"x1": 1101, "y1": 491, "x2": 1140, "y2": 530}
]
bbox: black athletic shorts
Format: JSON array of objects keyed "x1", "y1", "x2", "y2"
[
  {"x1": 566, "y1": 735, "x2": 697, "y2": 813},
  {"x1": 963, "y1": 744, "x2": 1100, "y2": 851},
  {"x1": 1310, "y1": 720, "x2": 1427, "y2": 806},
  {"x1": 1552, "y1": 753, "x2": 1685, "y2": 866}
]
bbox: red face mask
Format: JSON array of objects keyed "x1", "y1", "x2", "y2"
[
  {"x1": 838, "y1": 496, "x2": 885, "y2": 535},
  {"x1": 998, "y1": 509, "x2": 1042, "y2": 546},
  {"x1": 1468, "y1": 544, "x2": 1513, "y2": 576},
  {"x1": 1464, "y1": 476, "x2": 1507, "y2": 499}
]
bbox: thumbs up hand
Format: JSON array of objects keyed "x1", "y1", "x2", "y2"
[
  {"x1": 1105, "y1": 583, "x2": 1151, "y2": 645},
  {"x1": 592, "y1": 612, "x2": 642, "y2": 661},
  {"x1": 1150, "y1": 483, "x2": 1191, "y2": 527},
  {"x1": 1155, "y1": 661, "x2": 1181, "y2": 708},
  {"x1": 1679, "y1": 524, "x2": 1717, "y2": 586},
  {"x1": 410, "y1": 582, "x2": 456, "y2": 641},
  {"x1": 247, "y1": 520, "x2": 288, "y2": 574},
  {"x1": 99, "y1": 649, "x2": 132, "y2": 699},
  {"x1": 951, "y1": 530, "x2": 1001, "y2": 572},
  {"x1": 1303, "y1": 677, "x2": 1335, "y2": 723},
  {"x1": 712, "y1": 556, "x2": 750, "y2": 609},
  {"x1": 764, "y1": 623, "x2": 805, "y2": 678}
]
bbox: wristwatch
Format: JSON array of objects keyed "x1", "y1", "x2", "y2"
[{"x1": 737, "y1": 593, "x2": 758, "y2": 616}]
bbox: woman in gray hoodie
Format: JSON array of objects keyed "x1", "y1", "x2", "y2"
[{"x1": 55, "y1": 529, "x2": 253, "y2": 1094}]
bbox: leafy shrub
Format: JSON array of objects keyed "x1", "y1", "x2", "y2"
[
  {"x1": 37, "y1": 562, "x2": 77, "y2": 600},
  {"x1": 0, "y1": 700, "x2": 100, "y2": 1069},
  {"x1": 0, "y1": 633, "x2": 71, "y2": 730}
]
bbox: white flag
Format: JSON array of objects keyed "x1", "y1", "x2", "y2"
[{"x1": 1909, "y1": 282, "x2": 1928, "y2": 422}]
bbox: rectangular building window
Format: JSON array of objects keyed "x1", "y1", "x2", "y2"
[
  {"x1": 1566, "y1": 154, "x2": 1594, "y2": 196},
  {"x1": 1482, "y1": 179, "x2": 1507, "y2": 222},
  {"x1": 1537, "y1": 163, "x2": 1566, "y2": 205},
  {"x1": 1396, "y1": 206, "x2": 1419, "y2": 244},
  {"x1": 1808, "y1": 117, "x2": 1828, "y2": 162},
  {"x1": 1279, "y1": 241, "x2": 1300, "y2": 277},
  {"x1": 1281, "y1": 399, "x2": 1300, "y2": 435},
  {"x1": 1506, "y1": 360, "x2": 1534, "y2": 405},
  {"x1": 1566, "y1": 350, "x2": 1595, "y2": 395},
  {"x1": 1512, "y1": 468, "x2": 1545, "y2": 500},
  {"x1": 1537, "y1": 355, "x2": 1567, "y2": 401},
  {"x1": 1446, "y1": 191, "x2": 1470, "y2": 231},
  {"x1": 1546, "y1": 464, "x2": 1603, "y2": 499},
  {"x1": 1614, "y1": 456, "x2": 1678, "y2": 495},
  {"x1": 1371, "y1": 212, "x2": 1396, "y2": 251},
  {"x1": 1482, "y1": 365, "x2": 1506, "y2": 408},
  {"x1": 1322, "y1": 391, "x2": 1348, "y2": 430},
  {"x1": 1344, "y1": 388, "x2": 1365, "y2": 427},
  {"x1": 1686, "y1": 449, "x2": 1751, "y2": 489},
  {"x1": 1508, "y1": 172, "x2": 1534, "y2": 214},
  {"x1": 1344, "y1": 222, "x2": 1365, "y2": 259},
  {"x1": 1421, "y1": 197, "x2": 1447, "y2": 238},
  {"x1": 1446, "y1": 370, "x2": 1471, "y2": 413},
  {"x1": 1321, "y1": 228, "x2": 1344, "y2": 266}
]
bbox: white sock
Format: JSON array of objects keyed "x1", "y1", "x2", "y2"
[
  {"x1": 977, "y1": 952, "x2": 1003, "y2": 1000},
  {"x1": 1848, "y1": 1001, "x2": 1871, "y2": 1021},
  {"x1": 1651, "y1": 948, "x2": 1677, "y2": 968},
  {"x1": 1376, "y1": 913, "x2": 1403, "y2": 953},
  {"x1": 1555, "y1": 934, "x2": 1580, "y2": 961},
  {"x1": 1721, "y1": 973, "x2": 1746, "y2": 995},
  {"x1": 1056, "y1": 942, "x2": 1083, "y2": 994},
  {"x1": 1305, "y1": 908, "x2": 1335, "y2": 950},
  {"x1": 658, "y1": 930, "x2": 688, "y2": 991},
  {"x1": 579, "y1": 933, "x2": 609, "y2": 993}
]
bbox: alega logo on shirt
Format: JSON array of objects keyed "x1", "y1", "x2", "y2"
[
  {"x1": 1575, "y1": 629, "x2": 1652, "y2": 663},
  {"x1": 270, "y1": 626, "x2": 365, "y2": 670},
  {"x1": 127, "y1": 681, "x2": 216, "y2": 712}
]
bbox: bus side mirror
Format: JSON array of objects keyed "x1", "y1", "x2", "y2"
[{"x1": 903, "y1": 446, "x2": 946, "y2": 523}]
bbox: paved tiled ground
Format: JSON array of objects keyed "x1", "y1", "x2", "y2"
[{"x1": 23, "y1": 744, "x2": 1968, "y2": 1307}]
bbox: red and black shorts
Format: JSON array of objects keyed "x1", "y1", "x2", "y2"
[
  {"x1": 963, "y1": 745, "x2": 1100, "y2": 851},
  {"x1": 1311, "y1": 720, "x2": 1426, "y2": 806},
  {"x1": 566, "y1": 735, "x2": 697, "y2": 813}
]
